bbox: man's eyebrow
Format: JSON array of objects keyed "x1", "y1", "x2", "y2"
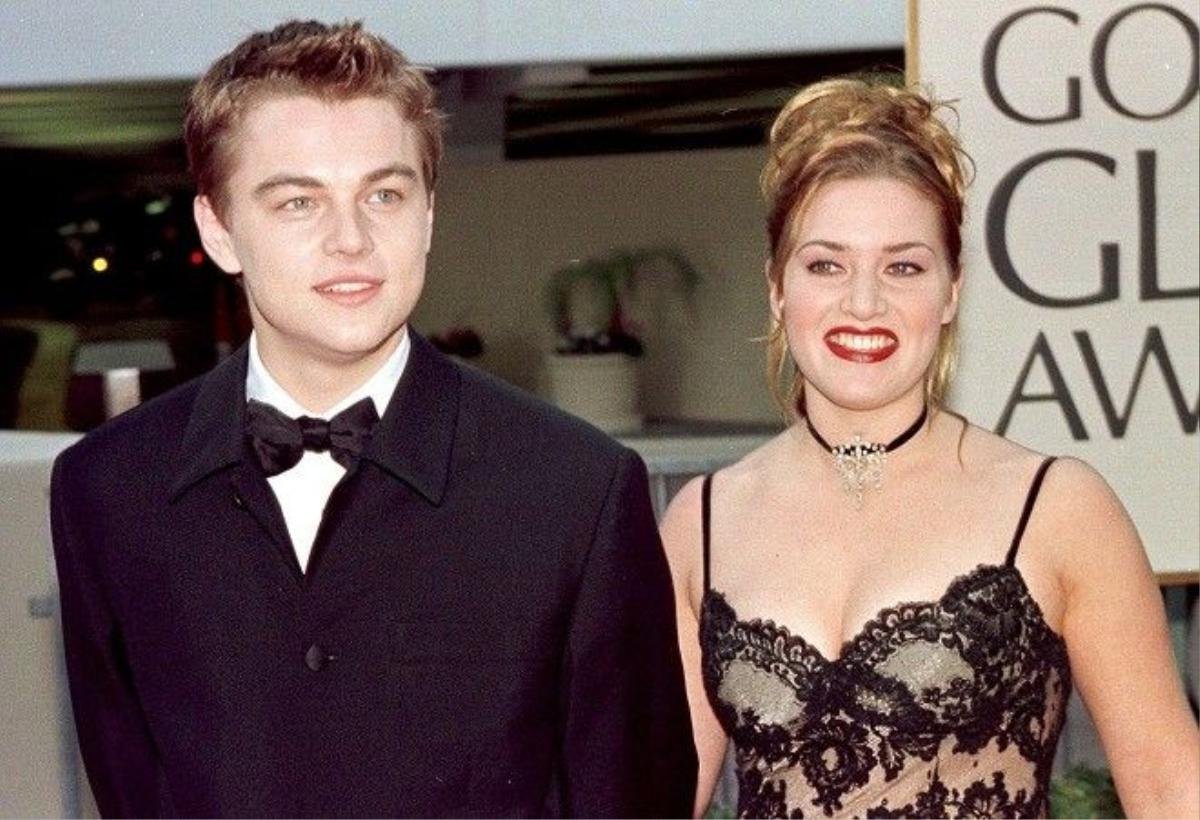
[
  {"x1": 251, "y1": 164, "x2": 420, "y2": 198},
  {"x1": 363, "y1": 163, "x2": 419, "y2": 184},
  {"x1": 252, "y1": 174, "x2": 323, "y2": 197}
]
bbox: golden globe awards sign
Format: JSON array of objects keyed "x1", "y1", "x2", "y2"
[{"x1": 911, "y1": 1, "x2": 1199, "y2": 576}]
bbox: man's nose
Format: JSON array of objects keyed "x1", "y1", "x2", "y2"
[{"x1": 322, "y1": 203, "x2": 374, "y2": 256}]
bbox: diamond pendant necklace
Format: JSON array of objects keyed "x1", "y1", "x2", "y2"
[{"x1": 805, "y1": 405, "x2": 929, "y2": 508}]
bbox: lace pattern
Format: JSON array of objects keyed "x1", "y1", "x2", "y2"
[{"x1": 700, "y1": 564, "x2": 1071, "y2": 818}]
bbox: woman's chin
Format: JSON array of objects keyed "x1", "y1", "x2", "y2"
[{"x1": 805, "y1": 381, "x2": 925, "y2": 415}]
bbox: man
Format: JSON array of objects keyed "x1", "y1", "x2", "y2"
[{"x1": 51, "y1": 20, "x2": 696, "y2": 817}]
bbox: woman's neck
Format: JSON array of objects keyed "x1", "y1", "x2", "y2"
[{"x1": 801, "y1": 390, "x2": 930, "y2": 449}]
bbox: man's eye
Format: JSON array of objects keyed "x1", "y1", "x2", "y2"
[
  {"x1": 369, "y1": 189, "x2": 402, "y2": 205},
  {"x1": 280, "y1": 196, "x2": 314, "y2": 212}
]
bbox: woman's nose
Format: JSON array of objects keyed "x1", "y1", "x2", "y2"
[{"x1": 843, "y1": 268, "x2": 885, "y2": 320}]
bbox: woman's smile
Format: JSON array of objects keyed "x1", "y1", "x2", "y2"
[{"x1": 824, "y1": 326, "x2": 899, "y2": 363}]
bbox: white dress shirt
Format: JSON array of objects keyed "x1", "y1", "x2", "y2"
[{"x1": 245, "y1": 330, "x2": 410, "y2": 571}]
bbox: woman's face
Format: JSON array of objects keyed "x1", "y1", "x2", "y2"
[{"x1": 771, "y1": 176, "x2": 959, "y2": 414}]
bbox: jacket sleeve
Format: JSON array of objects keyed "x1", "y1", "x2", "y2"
[
  {"x1": 51, "y1": 452, "x2": 162, "y2": 818},
  {"x1": 558, "y1": 448, "x2": 698, "y2": 818}
]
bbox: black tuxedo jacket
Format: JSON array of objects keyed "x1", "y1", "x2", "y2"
[{"x1": 51, "y1": 333, "x2": 696, "y2": 818}]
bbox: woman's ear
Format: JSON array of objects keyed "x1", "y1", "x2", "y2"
[
  {"x1": 767, "y1": 259, "x2": 784, "y2": 323},
  {"x1": 943, "y1": 271, "x2": 962, "y2": 325}
]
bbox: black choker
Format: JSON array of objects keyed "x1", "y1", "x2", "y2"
[{"x1": 805, "y1": 406, "x2": 928, "y2": 506}]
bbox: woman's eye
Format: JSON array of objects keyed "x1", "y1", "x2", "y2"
[
  {"x1": 888, "y1": 261, "x2": 925, "y2": 276},
  {"x1": 806, "y1": 259, "x2": 841, "y2": 275}
]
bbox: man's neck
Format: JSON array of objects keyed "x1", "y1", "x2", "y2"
[{"x1": 252, "y1": 331, "x2": 406, "y2": 415}]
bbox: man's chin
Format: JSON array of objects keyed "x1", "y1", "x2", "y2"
[{"x1": 315, "y1": 331, "x2": 406, "y2": 363}]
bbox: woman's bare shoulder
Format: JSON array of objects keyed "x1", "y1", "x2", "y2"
[
  {"x1": 932, "y1": 414, "x2": 1050, "y2": 494},
  {"x1": 659, "y1": 432, "x2": 792, "y2": 585},
  {"x1": 951, "y1": 414, "x2": 1117, "y2": 506},
  {"x1": 662, "y1": 431, "x2": 790, "y2": 525},
  {"x1": 1030, "y1": 455, "x2": 1135, "y2": 544},
  {"x1": 717, "y1": 429, "x2": 795, "y2": 489},
  {"x1": 955, "y1": 418, "x2": 1143, "y2": 579}
]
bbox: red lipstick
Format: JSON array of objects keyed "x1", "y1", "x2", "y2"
[{"x1": 824, "y1": 326, "x2": 898, "y2": 363}]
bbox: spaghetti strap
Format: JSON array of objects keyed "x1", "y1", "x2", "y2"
[
  {"x1": 701, "y1": 473, "x2": 713, "y2": 592},
  {"x1": 1006, "y1": 457, "x2": 1057, "y2": 566}
]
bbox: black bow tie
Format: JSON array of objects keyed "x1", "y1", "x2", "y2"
[{"x1": 245, "y1": 397, "x2": 379, "y2": 476}]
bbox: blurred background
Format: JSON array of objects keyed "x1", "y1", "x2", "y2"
[{"x1": 0, "y1": 2, "x2": 909, "y2": 432}]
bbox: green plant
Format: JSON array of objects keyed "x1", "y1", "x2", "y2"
[
  {"x1": 545, "y1": 247, "x2": 699, "y2": 356},
  {"x1": 1050, "y1": 765, "x2": 1124, "y2": 818}
]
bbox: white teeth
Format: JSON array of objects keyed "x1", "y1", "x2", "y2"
[
  {"x1": 830, "y1": 333, "x2": 896, "y2": 351},
  {"x1": 320, "y1": 282, "x2": 372, "y2": 294}
]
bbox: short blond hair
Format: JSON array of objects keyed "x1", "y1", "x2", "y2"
[
  {"x1": 761, "y1": 77, "x2": 971, "y2": 418},
  {"x1": 184, "y1": 20, "x2": 443, "y2": 219}
]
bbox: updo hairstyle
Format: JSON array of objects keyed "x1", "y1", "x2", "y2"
[{"x1": 761, "y1": 77, "x2": 972, "y2": 418}]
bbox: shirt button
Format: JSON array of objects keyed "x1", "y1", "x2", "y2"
[{"x1": 304, "y1": 643, "x2": 329, "y2": 672}]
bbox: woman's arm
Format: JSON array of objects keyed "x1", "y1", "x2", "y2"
[
  {"x1": 1042, "y1": 458, "x2": 1199, "y2": 817},
  {"x1": 660, "y1": 476, "x2": 731, "y2": 818}
]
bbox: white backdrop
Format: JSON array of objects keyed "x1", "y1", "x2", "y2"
[
  {"x1": 0, "y1": 1, "x2": 903, "y2": 85},
  {"x1": 913, "y1": 0, "x2": 1199, "y2": 575}
]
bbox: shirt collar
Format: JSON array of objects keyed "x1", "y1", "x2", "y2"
[
  {"x1": 171, "y1": 330, "x2": 456, "y2": 506},
  {"x1": 245, "y1": 327, "x2": 410, "y2": 419}
]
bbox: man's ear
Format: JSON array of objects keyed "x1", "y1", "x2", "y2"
[
  {"x1": 193, "y1": 195, "x2": 243, "y2": 274},
  {"x1": 423, "y1": 191, "x2": 435, "y2": 254}
]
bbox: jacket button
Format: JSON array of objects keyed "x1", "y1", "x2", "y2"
[{"x1": 304, "y1": 644, "x2": 329, "y2": 672}]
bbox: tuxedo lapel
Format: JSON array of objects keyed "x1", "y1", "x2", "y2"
[
  {"x1": 170, "y1": 345, "x2": 249, "y2": 500},
  {"x1": 301, "y1": 333, "x2": 463, "y2": 593},
  {"x1": 166, "y1": 333, "x2": 462, "y2": 587},
  {"x1": 169, "y1": 344, "x2": 299, "y2": 580},
  {"x1": 360, "y1": 331, "x2": 460, "y2": 505},
  {"x1": 229, "y1": 465, "x2": 302, "y2": 581}
]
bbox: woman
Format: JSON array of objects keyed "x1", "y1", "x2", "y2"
[{"x1": 660, "y1": 78, "x2": 1199, "y2": 818}]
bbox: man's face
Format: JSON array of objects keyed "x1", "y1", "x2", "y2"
[{"x1": 195, "y1": 95, "x2": 433, "y2": 373}]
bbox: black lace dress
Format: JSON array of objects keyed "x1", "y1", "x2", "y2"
[{"x1": 699, "y1": 458, "x2": 1071, "y2": 818}]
